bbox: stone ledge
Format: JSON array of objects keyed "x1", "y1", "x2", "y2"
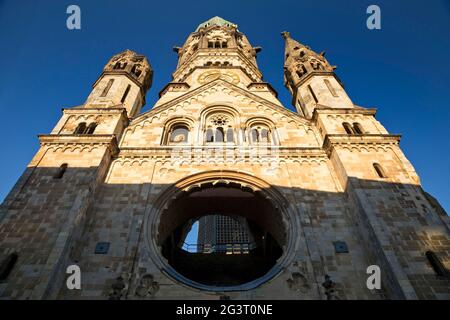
[
  {"x1": 312, "y1": 106, "x2": 377, "y2": 119},
  {"x1": 117, "y1": 146, "x2": 327, "y2": 159},
  {"x1": 62, "y1": 107, "x2": 127, "y2": 115},
  {"x1": 38, "y1": 134, "x2": 117, "y2": 145},
  {"x1": 323, "y1": 134, "x2": 401, "y2": 154}
]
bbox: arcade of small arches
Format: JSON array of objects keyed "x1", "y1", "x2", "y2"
[
  {"x1": 162, "y1": 106, "x2": 280, "y2": 146},
  {"x1": 73, "y1": 122, "x2": 97, "y2": 135},
  {"x1": 342, "y1": 122, "x2": 365, "y2": 135}
]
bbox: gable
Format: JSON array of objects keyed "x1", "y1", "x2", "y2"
[{"x1": 120, "y1": 79, "x2": 320, "y2": 148}]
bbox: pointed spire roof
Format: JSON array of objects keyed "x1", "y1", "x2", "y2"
[
  {"x1": 281, "y1": 31, "x2": 335, "y2": 71},
  {"x1": 281, "y1": 31, "x2": 308, "y2": 61},
  {"x1": 195, "y1": 16, "x2": 238, "y2": 31}
]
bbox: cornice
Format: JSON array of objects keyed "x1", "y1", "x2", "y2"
[
  {"x1": 311, "y1": 106, "x2": 377, "y2": 121},
  {"x1": 38, "y1": 134, "x2": 119, "y2": 155},
  {"x1": 62, "y1": 107, "x2": 128, "y2": 115},
  {"x1": 322, "y1": 134, "x2": 401, "y2": 155},
  {"x1": 38, "y1": 134, "x2": 117, "y2": 145},
  {"x1": 116, "y1": 146, "x2": 327, "y2": 160}
]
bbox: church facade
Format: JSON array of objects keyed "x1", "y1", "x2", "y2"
[{"x1": 0, "y1": 17, "x2": 449, "y2": 300}]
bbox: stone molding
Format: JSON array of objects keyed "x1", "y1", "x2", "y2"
[{"x1": 130, "y1": 79, "x2": 311, "y2": 128}]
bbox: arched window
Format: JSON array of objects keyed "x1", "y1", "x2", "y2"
[
  {"x1": 296, "y1": 65, "x2": 307, "y2": 78},
  {"x1": 248, "y1": 123, "x2": 273, "y2": 144},
  {"x1": 373, "y1": 163, "x2": 387, "y2": 178},
  {"x1": 208, "y1": 38, "x2": 228, "y2": 49},
  {"x1": 215, "y1": 127, "x2": 224, "y2": 142},
  {"x1": 86, "y1": 123, "x2": 97, "y2": 134},
  {"x1": 130, "y1": 64, "x2": 142, "y2": 77},
  {"x1": 226, "y1": 128, "x2": 234, "y2": 142},
  {"x1": 54, "y1": 163, "x2": 68, "y2": 179},
  {"x1": 353, "y1": 122, "x2": 364, "y2": 134},
  {"x1": 114, "y1": 62, "x2": 127, "y2": 70},
  {"x1": 206, "y1": 128, "x2": 214, "y2": 142},
  {"x1": 74, "y1": 122, "x2": 87, "y2": 134},
  {"x1": 342, "y1": 122, "x2": 354, "y2": 134},
  {"x1": 205, "y1": 113, "x2": 235, "y2": 144},
  {"x1": 169, "y1": 125, "x2": 189, "y2": 143},
  {"x1": 260, "y1": 128, "x2": 270, "y2": 143},
  {"x1": 251, "y1": 128, "x2": 259, "y2": 143}
]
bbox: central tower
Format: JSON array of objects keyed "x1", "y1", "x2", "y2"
[{"x1": 156, "y1": 16, "x2": 278, "y2": 108}]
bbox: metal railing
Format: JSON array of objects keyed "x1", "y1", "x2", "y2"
[{"x1": 181, "y1": 242, "x2": 257, "y2": 254}]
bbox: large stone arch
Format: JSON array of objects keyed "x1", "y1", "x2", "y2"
[{"x1": 144, "y1": 170, "x2": 299, "y2": 292}]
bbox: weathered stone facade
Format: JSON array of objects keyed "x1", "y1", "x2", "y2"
[{"x1": 0, "y1": 17, "x2": 449, "y2": 300}]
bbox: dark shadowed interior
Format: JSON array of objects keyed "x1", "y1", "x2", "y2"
[{"x1": 158, "y1": 183, "x2": 284, "y2": 287}]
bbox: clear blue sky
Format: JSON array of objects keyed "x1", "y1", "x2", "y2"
[{"x1": 0, "y1": 1, "x2": 449, "y2": 214}]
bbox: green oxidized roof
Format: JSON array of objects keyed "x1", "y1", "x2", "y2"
[{"x1": 195, "y1": 16, "x2": 237, "y2": 31}]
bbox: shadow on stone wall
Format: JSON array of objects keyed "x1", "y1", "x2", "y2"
[{"x1": 0, "y1": 166, "x2": 449, "y2": 300}]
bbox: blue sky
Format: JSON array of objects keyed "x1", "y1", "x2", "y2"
[{"x1": 0, "y1": 0, "x2": 449, "y2": 214}]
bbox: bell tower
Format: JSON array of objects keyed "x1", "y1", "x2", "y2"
[
  {"x1": 0, "y1": 49, "x2": 153, "y2": 299},
  {"x1": 85, "y1": 49, "x2": 152, "y2": 117},
  {"x1": 156, "y1": 16, "x2": 279, "y2": 107},
  {"x1": 282, "y1": 31, "x2": 353, "y2": 118}
]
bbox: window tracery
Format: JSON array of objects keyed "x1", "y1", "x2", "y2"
[{"x1": 205, "y1": 113, "x2": 235, "y2": 143}]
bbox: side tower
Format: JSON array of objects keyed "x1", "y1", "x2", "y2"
[
  {"x1": 0, "y1": 50, "x2": 152, "y2": 299},
  {"x1": 283, "y1": 32, "x2": 450, "y2": 299},
  {"x1": 84, "y1": 50, "x2": 152, "y2": 117},
  {"x1": 282, "y1": 31, "x2": 353, "y2": 118}
]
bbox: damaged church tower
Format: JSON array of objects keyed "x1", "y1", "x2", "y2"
[{"x1": 0, "y1": 17, "x2": 448, "y2": 300}]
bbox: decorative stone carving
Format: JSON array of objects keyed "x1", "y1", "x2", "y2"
[
  {"x1": 198, "y1": 71, "x2": 240, "y2": 85},
  {"x1": 209, "y1": 114, "x2": 230, "y2": 126},
  {"x1": 321, "y1": 274, "x2": 341, "y2": 300},
  {"x1": 108, "y1": 276, "x2": 126, "y2": 300},
  {"x1": 135, "y1": 274, "x2": 160, "y2": 298},
  {"x1": 206, "y1": 29, "x2": 231, "y2": 41},
  {"x1": 310, "y1": 59, "x2": 324, "y2": 70}
]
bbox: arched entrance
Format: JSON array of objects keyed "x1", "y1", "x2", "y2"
[{"x1": 145, "y1": 170, "x2": 297, "y2": 291}]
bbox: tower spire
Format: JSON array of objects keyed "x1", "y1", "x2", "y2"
[{"x1": 282, "y1": 31, "x2": 353, "y2": 118}]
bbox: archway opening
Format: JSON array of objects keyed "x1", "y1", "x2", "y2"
[{"x1": 157, "y1": 182, "x2": 285, "y2": 288}]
